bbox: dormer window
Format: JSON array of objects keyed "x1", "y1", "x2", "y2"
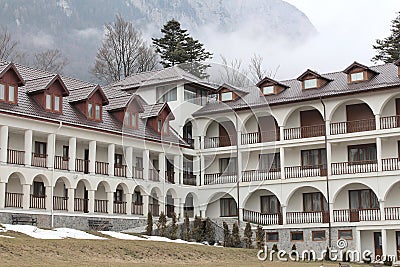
[
  {"x1": 45, "y1": 93, "x2": 61, "y2": 112},
  {"x1": 157, "y1": 119, "x2": 162, "y2": 132},
  {"x1": 88, "y1": 102, "x2": 102, "y2": 121},
  {"x1": 344, "y1": 62, "x2": 379, "y2": 84},
  {"x1": 124, "y1": 111, "x2": 138, "y2": 128},
  {"x1": 262, "y1": 85, "x2": 274, "y2": 95},
  {"x1": 221, "y1": 91, "x2": 233, "y2": 101},
  {"x1": 304, "y1": 78, "x2": 318, "y2": 89},
  {"x1": 0, "y1": 83, "x2": 17, "y2": 104},
  {"x1": 350, "y1": 72, "x2": 364, "y2": 82},
  {"x1": 297, "y1": 69, "x2": 332, "y2": 90}
]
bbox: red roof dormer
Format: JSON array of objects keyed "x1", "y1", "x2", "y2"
[
  {"x1": 140, "y1": 103, "x2": 175, "y2": 135},
  {"x1": 343, "y1": 61, "x2": 379, "y2": 84},
  {"x1": 0, "y1": 62, "x2": 25, "y2": 104},
  {"x1": 297, "y1": 69, "x2": 332, "y2": 90},
  {"x1": 69, "y1": 85, "x2": 108, "y2": 121},
  {"x1": 216, "y1": 83, "x2": 247, "y2": 102},
  {"x1": 256, "y1": 77, "x2": 289, "y2": 95},
  {"x1": 107, "y1": 94, "x2": 144, "y2": 129}
]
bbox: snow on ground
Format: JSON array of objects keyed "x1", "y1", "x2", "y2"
[
  {"x1": 101, "y1": 231, "x2": 203, "y2": 245},
  {"x1": 0, "y1": 234, "x2": 15, "y2": 238},
  {"x1": 100, "y1": 231, "x2": 146, "y2": 240},
  {"x1": 142, "y1": 235, "x2": 203, "y2": 245},
  {"x1": 55, "y1": 228, "x2": 106, "y2": 239}
]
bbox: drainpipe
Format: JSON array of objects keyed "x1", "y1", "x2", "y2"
[
  {"x1": 51, "y1": 121, "x2": 63, "y2": 228},
  {"x1": 320, "y1": 97, "x2": 332, "y2": 248},
  {"x1": 235, "y1": 112, "x2": 240, "y2": 226}
]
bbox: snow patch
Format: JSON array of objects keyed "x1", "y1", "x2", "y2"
[{"x1": 100, "y1": 231, "x2": 146, "y2": 240}]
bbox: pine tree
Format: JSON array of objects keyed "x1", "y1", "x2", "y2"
[
  {"x1": 204, "y1": 218, "x2": 215, "y2": 245},
  {"x1": 146, "y1": 211, "x2": 153, "y2": 236},
  {"x1": 372, "y1": 12, "x2": 400, "y2": 63},
  {"x1": 223, "y1": 222, "x2": 231, "y2": 247},
  {"x1": 180, "y1": 213, "x2": 190, "y2": 241},
  {"x1": 157, "y1": 212, "x2": 167, "y2": 237},
  {"x1": 168, "y1": 212, "x2": 178, "y2": 240},
  {"x1": 231, "y1": 223, "x2": 241, "y2": 248},
  {"x1": 243, "y1": 222, "x2": 253, "y2": 248},
  {"x1": 256, "y1": 225, "x2": 265, "y2": 250},
  {"x1": 190, "y1": 216, "x2": 204, "y2": 242}
]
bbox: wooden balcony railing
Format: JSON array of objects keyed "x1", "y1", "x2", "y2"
[
  {"x1": 74, "y1": 198, "x2": 88, "y2": 212},
  {"x1": 380, "y1": 115, "x2": 400, "y2": 129},
  {"x1": 287, "y1": 211, "x2": 329, "y2": 224},
  {"x1": 5, "y1": 192, "x2": 23, "y2": 208},
  {"x1": 132, "y1": 203, "x2": 143, "y2": 215},
  {"x1": 183, "y1": 137, "x2": 195, "y2": 148},
  {"x1": 382, "y1": 158, "x2": 400, "y2": 171},
  {"x1": 30, "y1": 194, "x2": 46, "y2": 209},
  {"x1": 149, "y1": 169, "x2": 160, "y2": 181},
  {"x1": 94, "y1": 199, "x2": 108, "y2": 213},
  {"x1": 242, "y1": 169, "x2": 281, "y2": 182},
  {"x1": 54, "y1": 156, "x2": 69, "y2": 170},
  {"x1": 204, "y1": 172, "x2": 237, "y2": 185},
  {"x1": 133, "y1": 167, "x2": 144, "y2": 179},
  {"x1": 183, "y1": 171, "x2": 196, "y2": 186},
  {"x1": 114, "y1": 164, "x2": 127, "y2": 177},
  {"x1": 7, "y1": 149, "x2": 24, "y2": 165},
  {"x1": 204, "y1": 136, "x2": 235, "y2": 148},
  {"x1": 385, "y1": 207, "x2": 400, "y2": 220},
  {"x1": 285, "y1": 165, "x2": 326, "y2": 179},
  {"x1": 53, "y1": 196, "x2": 68, "y2": 210},
  {"x1": 165, "y1": 170, "x2": 175, "y2": 183},
  {"x1": 333, "y1": 208, "x2": 381, "y2": 222},
  {"x1": 75, "y1": 158, "x2": 89, "y2": 173},
  {"x1": 284, "y1": 124, "x2": 325, "y2": 140},
  {"x1": 149, "y1": 203, "x2": 159, "y2": 216},
  {"x1": 330, "y1": 118, "x2": 376, "y2": 135},
  {"x1": 113, "y1": 201, "x2": 126, "y2": 214},
  {"x1": 32, "y1": 153, "x2": 47, "y2": 168},
  {"x1": 243, "y1": 209, "x2": 282, "y2": 225},
  {"x1": 95, "y1": 161, "x2": 109, "y2": 175},
  {"x1": 241, "y1": 130, "x2": 279, "y2": 145},
  {"x1": 331, "y1": 160, "x2": 377, "y2": 175}
]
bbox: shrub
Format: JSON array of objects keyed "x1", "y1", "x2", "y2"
[
  {"x1": 168, "y1": 212, "x2": 178, "y2": 240},
  {"x1": 231, "y1": 223, "x2": 241, "y2": 248},
  {"x1": 190, "y1": 216, "x2": 204, "y2": 242},
  {"x1": 255, "y1": 225, "x2": 264, "y2": 250},
  {"x1": 180, "y1": 213, "x2": 190, "y2": 241},
  {"x1": 223, "y1": 222, "x2": 231, "y2": 247},
  {"x1": 243, "y1": 222, "x2": 253, "y2": 248},
  {"x1": 157, "y1": 212, "x2": 167, "y2": 237},
  {"x1": 146, "y1": 211, "x2": 153, "y2": 235},
  {"x1": 204, "y1": 218, "x2": 215, "y2": 245}
]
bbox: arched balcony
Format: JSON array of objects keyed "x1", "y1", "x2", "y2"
[
  {"x1": 284, "y1": 107, "x2": 325, "y2": 140},
  {"x1": 204, "y1": 120, "x2": 236, "y2": 148},
  {"x1": 242, "y1": 189, "x2": 282, "y2": 225},
  {"x1": 241, "y1": 115, "x2": 279, "y2": 145}
]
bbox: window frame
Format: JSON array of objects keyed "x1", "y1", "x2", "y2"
[
  {"x1": 259, "y1": 153, "x2": 280, "y2": 171},
  {"x1": 220, "y1": 91, "x2": 233, "y2": 102},
  {"x1": 312, "y1": 230, "x2": 326, "y2": 241},
  {"x1": 62, "y1": 145, "x2": 69, "y2": 161},
  {"x1": 262, "y1": 85, "x2": 275, "y2": 95},
  {"x1": 44, "y1": 92, "x2": 62, "y2": 113},
  {"x1": 301, "y1": 148, "x2": 326, "y2": 168},
  {"x1": 303, "y1": 192, "x2": 328, "y2": 212},
  {"x1": 348, "y1": 189, "x2": 379, "y2": 210},
  {"x1": 34, "y1": 141, "x2": 47, "y2": 156},
  {"x1": 350, "y1": 71, "x2": 364, "y2": 82},
  {"x1": 114, "y1": 189, "x2": 123, "y2": 203},
  {"x1": 338, "y1": 229, "x2": 353, "y2": 240},
  {"x1": 347, "y1": 143, "x2": 377, "y2": 163},
  {"x1": 303, "y1": 78, "x2": 318, "y2": 89},
  {"x1": 290, "y1": 231, "x2": 304, "y2": 241},
  {"x1": 266, "y1": 232, "x2": 279, "y2": 242},
  {"x1": 220, "y1": 198, "x2": 238, "y2": 217},
  {"x1": 87, "y1": 101, "x2": 102, "y2": 121},
  {"x1": 33, "y1": 181, "x2": 45, "y2": 197},
  {"x1": 0, "y1": 82, "x2": 18, "y2": 104},
  {"x1": 260, "y1": 195, "x2": 281, "y2": 214}
]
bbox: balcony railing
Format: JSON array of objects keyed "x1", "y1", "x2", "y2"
[
  {"x1": 204, "y1": 172, "x2": 237, "y2": 185},
  {"x1": 330, "y1": 118, "x2": 376, "y2": 135},
  {"x1": 113, "y1": 201, "x2": 126, "y2": 214},
  {"x1": 94, "y1": 199, "x2": 108, "y2": 213},
  {"x1": 331, "y1": 160, "x2": 377, "y2": 175},
  {"x1": 204, "y1": 136, "x2": 235, "y2": 148},
  {"x1": 132, "y1": 203, "x2": 143, "y2": 215},
  {"x1": 242, "y1": 169, "x2": 281, "y2": 182},
  {"x1": 333, "y1": 208, "x2": 381, "y2": 222},
  {"x1": 114, "y1": 164, "x2": 127, "y2": 177},
  {"x1": 149, "y1": 203, "x2": 159, "y2": 216},
  {"x1": 243, "y1": 209, "x2": 282, "y2": 225},
  {"x1": 284, "y1": 124, "x2": 325, "y2": 140},
  {"x1": 5, "y1": 192, "x2": 23, "y2": 208},
  {"x1": 95, "y1": 161, "x2": 109, "y2": 175},
  {"x1": 286, "y1": 211, "x2": 329, "y2": 224},
  {"x1": 385, "y1": 207, "x2": 400, "y2": 220},
  {"x1": 165, "y1": 170, "x2": 175, "y2": 183},
  {"x1": 149, "y1": 169, "x2": 160, "y2": 181},
  {"x1": 7, "y1": 149, "x2": 24, "y2": 165},
  {"x1": 183, "y1": 137, "x2": 195, "y2": 148},
  {"x1": 241, "y1": 130, "x2": 279, "y2": 145},
  {"x1": 53, "y1": 196, "x2": 68, "y2": 210},
  {"x1": 74, "y1": 198, "x2": 88, "y2": 212},
  {"x1": 133, "y1": 167, "x2": 144, "y2": 179},
  {"x1": 30, "y1": 194, "x2": 46, "y2": 209},
  {"x1": 75, "y1": 158, "x2": 89, "y2": 173},
  {"x1": 285, "y1": 165, "x2": 326, "y2": 179},
  {"x1": 380, "y1": 115, "x2": 400, "y2": 129},
  {"x1": 32, "y1": 153, "x2": 47, "y2": 168},
  {"x1": 183, "y1": 171, "x2": 196, "y2": 186},
  {"x1": 54, "y1": 156, "x2": 69, "y2": 170},
  {"x1": 382, "y1": 158, "x2": 400, "y2": 171}
]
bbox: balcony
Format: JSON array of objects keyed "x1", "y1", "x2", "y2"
[
  {"x1": 382, "y1": 158, "x2": 400, "y2": 171},
  {"x1": 331, "y1": 160, "x2": 377, "y2": 175},
  {"x1": 380, "y1": 115, "x2": 400, "y2": 129},
  {"x1": 333, "y1": 208, "x2": 381, "y2": 222},
  {"x1": 285, "y1": 165, "x2": 326, "y2": 179},
  {"x1": 241, "y1": 130, "x2": 279, "y2": 145},
  {"x1": 95, "y1": 161, "x2": 109, "y2": 175},
  {"x1": 385, "y1": 207, "x2": 400, "y2": 220},
  {"x1": 114, "y1": 164, "x2": 127, "y2": 177},
  {"x1": 132, "y1": 203, "x2": 143, "y2": 215},
  {"x1": 204, "y1": 172, "x2": 237, "y2": 185},
  {"x1": 74, "y1": 198, "x2": 88, "y2": 212},
  {"x1": 149, "y1": 169, "x2": 160, "y2": 182},
  {"x1": 54, "y1": 156, "x2": 69, "y2": 170},
  {"x1": 284, "y1": 125, "x2": 325, "y2": 140},
  {"x1": 133, "y1": 167, "x2": 144, "y2": 179},
  {"x1": 5, "y1": 192, "x2": 23, "y2": 208},
  {"x1": 53, "y1": 196, "x2": 68, "y2": 210},
  {"x1": 286, "y1": 211, "x2": 329, "y2": 224},
  {"x1": 183, "y1": 171, "x2": 196, "y2": 186},
  {"x1": 7, "y1": 149, "x2": 24, "y2": 165},
  {"x1": 113, "y1": 201, "x2": 126, "y2": 214},
  {"x1": 94, "y1": 199, "x2": 108, "y2": 213},
  {"x1": 243, "y1": 209, "x2": 282, "y2": 225},
  {"x1": 75, "y1": 158, "x2": 89, "y2": 173},
  {"x1": 204, "y1": 136, "x2": 235, "y2": 149},
  {"x1": 165, "y1": 170, "x2": 175, "y2": 183},
  {"x1": 330, "y1": 118, "x2": 375, "y2": 135},
  {"x1": 30, "y1": 194, "x2": 46, "y2": 209},
  {"x1": 183, "y1": 137, "x2": 194, "y2": 148},
  {"x1": 242, "y1": 169, "x2": 280, "y2": 182},
  {"x1": 31, "y1": 153, "x2": 47, "y2": 168}
]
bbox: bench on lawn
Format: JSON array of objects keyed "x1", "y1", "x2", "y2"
[
  {"x1": 88, "y1": 219, "x2": 113, "y2": 231},
  {"x1": 11, "y1": 214, "x2": 37, "y2": 225}
]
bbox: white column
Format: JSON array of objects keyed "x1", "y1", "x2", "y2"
[
  {"x1": 327, "y1": 142, "x2": 332, "y2": 176},
  {"x1": 325, "y1": 119, "x2": 331, "y2": 137},
  {"x1": 68, "y1": 137, "x2": 76, "y2": 171},
  {"x1": 159, "y1": 153, "x2": 166, "y2": 182},
  {"x1": 375, "y1": 114, "x2": 381, "y2": 130},
  {"x1": 107, "y1": 191, "x2": 113, "y2": 214},
  {"x1": 200, "y1": 155, "x2": 205, "y2": 185},
  {"x1": 194, "y1": 135, "x2": 201, "y2": 150},
  {"x1": 108, "y1": 144, "x2": 115, "y2": 176},
  {"x1": 89, "y1": 140, "x2": 96, "y2": 174},
  {"x1": 0, "y1": 125, "x2": 8, "y2": 163},
  {"x1": 377, "y1": 137, "x2": 382, "y2": 172},
  {"x1": 194, "y1": 156, "x2": 200, "y2": 186},
  {"x1": 280, "y1": 147, "x2": 285, "y2": 179},
  {"x1": 67, "y1": 188, "x2": 74, "y2": 212},
  {"x1": 200, "y1": 135, "x2": 205, "y2": 150},
  {"x1": 88, "y1": 190, "x2": 95, "y2": 213},
  {"x1": 236, "y1": 130, "x2": 242, "y2": 147},
  {"x1": 47, "y1": 134, "x2": 55, "y2": 169},
  {"x1": 142, "y1": 194, "x2": 149, "y2": 216},
  {"x1": 0, "y1": 182, "x2": 6, "y2": 208},
  {"x1": 281, "y1": 205, "x2": 287, "y2": 224},
  {"x1": 279, "y1": 126, "x2": 284, "y2": 141},
  {"x1": 126, "y1": 193, "x2": 132, "y2": 215},
  {"x1": 174, "y1": 154, "x2": 181, "y2": 184},
  {"x1": 179, "y1": 198, "x2": 185, "y2": 219},
  {"x1": 382, "y1": 229, "x2": 387, "y2": 256},
  {"x1": 380, "y1": 200, "x2": 385, "y2": 221},
  {"x1": 126, "y1": 146, "x2": 133, "y2": 178},
  {"x1": 329, "y1": 203, "x2": 334, "y2": 223},
  {"x1": 24, "y1": 130, "x2": 32, "y2": 166},
  {"x1": 142, "y1": 149, "x2": 150, "y2": 180},
  {"x1": 237, "y1": 150, "x2": 243, "y2": 182},
  {"x1": 355, "y1": 230, "x2": 362, "y2": 259},
  {"x1": 22, "y1": 184, "x2": 30, "y2": 210},
  {"x1": 45, "y1": 185, "x2": 52, "y2": 210}
]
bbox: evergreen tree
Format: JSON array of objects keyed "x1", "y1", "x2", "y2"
[
  {"x1": 223, "y1": 222, "x2": 231, "y2": 247},
  {"x1": 152, "y1": 19, "x2": 212, "y2": 77},
  {"x1": 231, "y1": 223, "x2": 241, "y2": 248},
  {"x1": 243, "y1": 222, "x2": 253, "y2": 248},
  {"x1": 204, "y1": 218, "x2": 215, "y2": 245},
  {"x1": 146, "y1": 211, "x2": 153, "y2": 236},
  {"x1": 190, "y1": 216, "x2": 204, "y2": 242},
  {"x1": 157, "y1": 212, "x2": 167, "y2": 237},
  {"x1": 255, "y1": 225, "x2": 265, "y2": 250},
  {"x1": 180, "y1": 213, "x2": 190, "y2": 241},
  {"x1": 168, "y1": 212, "x2": 178, "y2": 240},
  {"x1": 372, "y1": 12, "x2": 400, "y2": 63}
]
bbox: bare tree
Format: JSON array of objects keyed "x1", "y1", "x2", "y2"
[
  {"x1": 32, "y1": 49, "x2": 68, "y2": 73},
  {"x1": 217, "y1": 55, "x2": 251, "y2": 87},
  {"x1": 91, "y1": 14, "x2": 158, "y2": 84},
  {"x1": 248, "y1": 54, "x2": 267, "y2": 82},
  {"x1": 0, "y1": 27, "x2": 22, "y2": 61}
]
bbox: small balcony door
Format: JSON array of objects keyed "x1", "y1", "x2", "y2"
[
  {"x1": 301, "y1": 148, "x2": 327, "y2": 176},
  {"x1": 84, "y1": 149, "x2": 89, "y2": 174},
  {"x1": 374, "y1": 232, "x2": 383, "y2": 257}
]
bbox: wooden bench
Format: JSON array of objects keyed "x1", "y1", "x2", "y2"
[
  {"x1": 88, "y1": 219, "x2": 112, "y2": 231},
  {"x1": 11, "y1": 214, "x2": 37, "y2": 225}
]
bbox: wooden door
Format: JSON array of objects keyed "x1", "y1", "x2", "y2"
[
  {"x1": 258, "y1": 116, "x2": 279, "y2": 142},
  {"x1": 219, "y1": 123, "x2": 231, "y2": 147},
  {"x1": 300, "y1": 110, "x2": 325, "y2": 138},
  {"x1": 84, "y1": 149, "x2": 89, "y2": 174},
  {"x1": 83, "y1": 187, "x2": 89, "y2": 213},
  {"x1": 374, "y1": 232, "x2": 383, "y2": 257},
  {"x1": 346, "y1": 103, "x2": 375, "y2": 132},
  {"x1": 396, "y1": 231, "x2": 400, "y2": 260}
]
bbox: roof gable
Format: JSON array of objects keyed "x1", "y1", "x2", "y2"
[
  {"x1": 0, "y1": 62, "x2": 25, "y2": 86},
  {"x1": 26, "y1": 74, "x2": 69, "y2": 96},
  {"x1": 297, "y1": 69, "x2": 332, "y2": 82},
  {"x1": 343, "y1": 61, "x2": 379, "y2": 75}
]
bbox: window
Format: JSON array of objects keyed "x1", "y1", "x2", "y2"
[
  {"x1": 260, "y1": 195, "x2": 280, "y2": 214},
  {"x1": 221, "y1": 91, "x2": 233, "y2": 101},
  {"x1": 0, "y1": 84, "x2": 5, "y2": 100},
  {"x1": 304, "y1": 78, "x2": 318, "y2": 89},
  {"x1": 115, "y1": 154, "x2": 123, "y2": 167},
  {"x1": 349, "y1": 189, "x2": 379, "y2": 210},
  {"x1": 350, "y1": 72, "x2": 364, "y2": 82},
  {"x1": 301, "y1": 148, "x2": 326, "y2": 167},
  {"x1": 114, "y1": 189, "x2": 123, "y2": 203},
  {"x1": 8, "y1": 85, "x2": 15, "y2": 102},
  {"x1": 157, "y1": 120, "x2": 162, "y2": 133},
  {"x1": 87, "y1": 102, "x2": 102, "y2": 121},
  {"x1": 220, "y1": 157, "x2": 237, "y2": 174},
  {"x1": 54, "y1": 96, "x2": 60, "y2": 111},
  {"x1": 259, "y1": 153, "x2": 280, "y2": 170},
  {"x1": 220, "y1": 198, "x2": 237, "y2": 217},
  {"x1": 348, "y1": 144, "x2": 376, "y2": 163},
  {"x1": 131, "y1": 113, "x2": 137, "y2": 128},
  {"x1": 266, "y1": 232, "x2": 279, "y2": 242},
  {"x1": 0, "y1": 83, "x2": 17, "y2": 103},
  {"x1": 44, "y1": 93, "x2": 62, "y2": 112},
  {"x1": 184, "y1": 89, "x2": 196, "y2": 102},
  {"x1": 303, "y1": 192, "x2": 328, "y2": 212},
  {"x1": 95, "y1": 105, "x2": 101, "y2": 120},
  {"x1": 156, "y1": 85, "x2": 177, "y2": 103},
  {"x1": 263, "y1": 85, "x2": 274, "y2": 95},
  {"x1": 291, "y1": 231, "x2": 304, "y2": 241},
  {"x1": 62, "y1": 146, "x2": 69, "y2": 160},
  {"x1": 312, "y1": 231, "x2": 326, "y2": 241},
  {"x1": 133, "y1": 190, "x2": 143, "y2": 204},
  {"x1": 338, "y1": 230, "x2": 353, "y2": 240},
  {"x1": 124, "y1": 111, "x2": 130, "y2": 125},
  {"x1": 34, "y1": 141, "x2": 47, "y2": 156},
  {"x1": 136, "y1": 157, "x2": 143, "y2": 169},
  {"x1": 45, "y1": 94, "x2": 52, "y2": 109},
  {"x1": 184, "y1": 85, "x2": 208, "y2": 105},
  {"x1": 88, "y1": 103, "x2": 93, "y2": 118},
  {"x1": 33, "y1": 181, "x2": 45, "y2": 197}
]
